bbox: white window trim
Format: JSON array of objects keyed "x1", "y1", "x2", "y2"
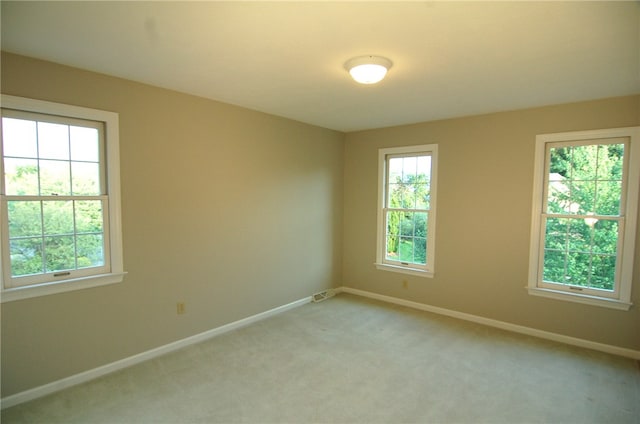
[
  {"x1": 527, "y1": 127, "x2": 639, "y2": 311},
  {"x1": 1, "y1": 95, "x2": 126, "y2": 302},
  {"x1": 375, "y1": 144, "x2": 438, "y2": 278}
]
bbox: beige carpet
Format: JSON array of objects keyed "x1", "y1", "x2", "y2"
[{"x1": 2, "y1": 293, "x2": 639, "y2": 423}]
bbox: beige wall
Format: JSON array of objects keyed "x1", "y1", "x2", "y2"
[
  {"x1": 0, "y1": 53, "x2": 344, "y2": 397},
  {"x1": 343, "y1": 95, "x2": 640, "y2": 350}
]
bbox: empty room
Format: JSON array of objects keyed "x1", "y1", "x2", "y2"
[{"x1": 1, "y1": 1, "x2": 639, "y2": 423}]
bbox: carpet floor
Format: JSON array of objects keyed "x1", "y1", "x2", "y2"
[{"x1": 2, "y1": 293, "x2": 639, "y2": 423}]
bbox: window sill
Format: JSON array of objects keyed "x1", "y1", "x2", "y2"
[
  {"x1": 527, "y1": 287, "x2": 632, "y2": 311},
  {"x1": 1, "y1": 272, "x2": 127, "y2": 303},
  {"x1": 375, "y1": 263, "x2": 434, "y2": 278}
]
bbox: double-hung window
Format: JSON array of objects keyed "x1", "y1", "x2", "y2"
[
  {"x1": 376, "y1": 144, "x2": 437, "y2": 277},
  {"x1": 1, "y1": 95, "x2": 125, "y2": 302},
  {"x1": 528, "y1": 127, "x2": 639, "y2": 310}
]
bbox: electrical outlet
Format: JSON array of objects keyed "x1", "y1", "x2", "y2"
[
  {"x1": 177, "y1": 302, "x2": 186, "y2": 315},
  {"x1": 402, "y1": 280, "x2": 408, "y2": 289}
]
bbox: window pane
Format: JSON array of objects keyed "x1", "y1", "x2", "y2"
[
  {"x1": 602, "y1": 144, "x2": 624, "y2": 181},
  {"x1": 415, "y1": 156, "x2": 431, "y2": 209},
  {"x1": 565, "y1": 251, "x2": 590, "y2": 286},
  {"x1": 567, "y1": 220, "x2": 591, "y2": 253},
  {"x1": 43, "y1": 200, "x2": 74, "y2": 235},
  {"x1": 394, "y1": 237, "x2": 427, "y2": 265},
  {"x1": 386, "y1": 235, "x2": 399, "y2": 260},
  {"x1": 544, "y1": 218, "x2": 568, "y2": 250},
  {"x1": 388, "y1": 182, "x2": 414, "y2": 209},
  {"x1": 549, "y1": 147, "x2": 570, "y2": 177},
  {"x1": 386, "y1": 211, "x2": 401, "y2": 236},
  {"x1": 414, "y1": 237, "x2": 426, "y2": 265},
  {"x1": 10, "y1": 238, "x2": 44, "y2": 276},
  {"x1": 71, "y1": 162, "x2": 101, "y2": 195},
  {"x1": 75, "y1": 200, "x2": 104, "y2": 234},
  {"x1": 595, "y1": 180, "x2": 621, "y2": 216},
  {"x1": 401, "y1": 185, "x2": 415, "y2": 209},
  {"x1": 570, "y1": 181, "x2": 595, "y2": 215},
  {"x1": 2, "y1": 117, "x2": 38, "y2": 158},
  {"x1": 7, "y1": 200, "x2": 42, "y2": 237},
  {"x1": 415, "y1": 212, "x2": 427, "y2": 238},
  {"x1": 592, "y1": 219, "x2": 619, "y2": 255},
  {"x1": 3, "y1": 158, "x2": 39, "y2": 195},
  {"x1": 388, "y1": 158, "x2": 403, "y2": 184},
  {"x1": 570, "y1": 144, "x2": 598, "y2": 181},
  {"x1": 386, "y1": 210, "x2": 428, "y2": 265},
  {"x1": 542, "y1": 249, "x2": 566, "y2": 283},
  {"x1": 70, "y1": 126, "x2": 99, "y2": 162},
  {"x1": 386, "y1": 211, "x2": 400, "y2": 260},
  {"x1": 416, "y1": 156, "x2": 431, "y2": 179},
  {"x1": 399, "y1": 236, "x2": 413, "y2": 262},
  {"x1": 387, "y1": 183, "x2": 403, "y2": 208},
  {"x1": 547, "y1": 178, "x2": 572, "y2": 214},
  {"x1": 414, "y1": 182, "x2": 430, "y2": 209},
  {"x1": 590, "y1": 255, "x2": 615, "y2": 290},
  {"x1": 37, "y1": 122, "x2": 69, "y2": 160},
  {"x1": 76, "y1": 234, "x2": 104, "y2": 268},
  {"x1": 400, "y1": 212, "x2": 414, "y2": 236},
  {"x1": 39, "y1": 160, "x2": 70, "y2": 195},
  {"x1": 44, "y1": 235, "x2": 75, "y2": 272},
  {"x1": 402, "y1": 156, "x2": 417, "y2": 182}
]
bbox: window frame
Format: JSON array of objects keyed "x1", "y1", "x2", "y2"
[
  {"x1": 1, "y1": 95, "x2": 125, "y2": 302},
  {"x1": 528, "y1": 127, "x2": 639, "y2": 311},
  {"x1": 375, "y1": 144, "x2": 438, "y2": 278}
]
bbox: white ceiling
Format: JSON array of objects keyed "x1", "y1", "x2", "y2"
[{"x1": 2, "y1": 1, "x2": 639, "y2": 132}]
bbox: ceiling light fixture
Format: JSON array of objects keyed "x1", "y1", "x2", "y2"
[{"x1": 345, "y1": 55, "x2": 393, "y2": 85}]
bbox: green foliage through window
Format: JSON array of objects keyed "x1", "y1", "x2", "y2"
[
  {"x1": 385, "y1": 155, "x2": 431, "y2": 265},
  {"x1": 542, "y1": 142, "x2": 624, "y2": 291}
]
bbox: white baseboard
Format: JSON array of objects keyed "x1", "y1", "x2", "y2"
[
  {"x1": 339, "y1": 286, "x2": 640, "y2": 360},
  {"x1": 1, "y1": 296, "x2": 312, "y2": 410}
]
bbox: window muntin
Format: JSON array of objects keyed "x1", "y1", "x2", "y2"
[
  {"x1": 1, "y1": 95, "x2": 125, "y2": 301},
  {"x1": 529, "y1": 128, "x2": 639, "y2": 310},
  {"x1": 377, "y1": 144, "x2": 437, "y2": 276}
]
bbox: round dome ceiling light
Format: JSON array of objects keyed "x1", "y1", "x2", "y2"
[{"x1": 344, "y1": 55, "x2": 393, "y2": 85}]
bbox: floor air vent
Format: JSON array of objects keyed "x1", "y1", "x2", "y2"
[{"x1": 312, "y1": 290, "x2": 335, "y2": 303}]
